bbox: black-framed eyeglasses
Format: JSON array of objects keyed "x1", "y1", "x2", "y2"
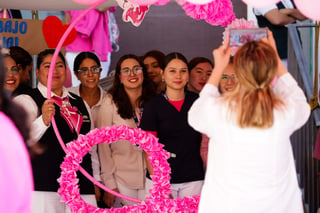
[
  {"x1": 120, "y1": 66, "x2": 143, "y2": 76},
  {"x1": 221, "y1": 74, "x2": 237, "y2": 81},
  {"x1": 5, "y1": 66, "x2": 19, "y2": 75},
  {"x1": 78, "y1": 67, "x2": 102, "y2": 75}
]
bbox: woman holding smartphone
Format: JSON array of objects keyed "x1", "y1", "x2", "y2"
[{"x1": 188, "y1": 31, "x2": 310, "y2": 213}]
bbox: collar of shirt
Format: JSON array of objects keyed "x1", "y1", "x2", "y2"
[
  {"x1": 282, "y1": 0, "x2": 294, "y2": 9},
  {"x1": 37, "y1": 82, "x2": 70, "y2": 99},
  {"x1": 67, "y1": 85, "x2": 107, "y2": 108}
]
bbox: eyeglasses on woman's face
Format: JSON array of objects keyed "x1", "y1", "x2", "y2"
[
  {"x1": 220, "y1": 74, "x2": 237, "y2": 82},
  {"x1": 5, "y1": 66, "x2": 19, "y2": 75},
  {"x1": 78, "y1": 67, "x2": 102, "y2": 75},
  {"x1": 120, "y1": 66, "x2": 143, "y2": 76}
]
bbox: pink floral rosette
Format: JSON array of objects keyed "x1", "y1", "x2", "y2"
[
  {"x1": 57, "y1": 125, "x2": 200, "y2": 212},
  {"x1": 182, "y1": 0, "x2": 236, "y2": 27}
]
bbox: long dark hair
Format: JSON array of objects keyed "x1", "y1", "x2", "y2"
[
  {"x1": 0, "y1": 49, "x2": 29, "y2": 142},
  {"x1": 110, "y1": 54, "x2": 155, "y2": 119}
]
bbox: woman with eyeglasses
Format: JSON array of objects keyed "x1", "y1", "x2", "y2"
[
  {"x1": 219, "y1": 57, "x2": 237, "y2": 93},
  {"x1": 68, "y1": 52, "x2": 106, "y2": 128},
  {"x1": 67, "y1": 51, "x2": 106, "y2": 204},
  {"x1": 139, "y1": 52, "x2": 205, "y2": 199},
  {"x1": 14, "y1": 49, "x2": 98, "y2": 212},
  {"x1": 97, "y1": 54, "x2": 155, "y2": 207},
  {"x1": 3, "y1": 52, "x2": 21, "y2": 94}
]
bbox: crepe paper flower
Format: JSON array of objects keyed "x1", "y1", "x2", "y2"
[
  {"x1": 57, "y1": 125, "x2": 200, "y2": 213},
  {"x1": 204, "y1": 0, "x2": 235, "y2": 27},
  {"x1": 182, "y1": 0, "x2": 235, "y2": 27}
]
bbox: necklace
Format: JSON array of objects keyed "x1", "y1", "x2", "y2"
[{"x1": 162, "y1": 91, "x2": 185, "y2": 101}]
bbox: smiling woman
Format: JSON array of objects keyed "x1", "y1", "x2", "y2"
[
  {"x1": 0, "y1": 43, "x2": 33, "y2": 213},
  {"x1": 67, "y1": 52, "x2": 107, "y2": 203},
  {"x1": 3, "y1": 53, "x2": 20, "y2": 94},
  {"x1": 219, "y1": 57, "x2": 237, "y2": 93},
  {"x1": 140, "y1": 52, "x2": 205, "y2": 199},
  {"x1": 14, "y1": 49, "x2": 99, "y2": 213},
  {"x1": 96, "y1": 54, "x2": 155, "y2": 207},
  {"x1": 68, "y1": 51, "x2": 106, "y2": 116}
]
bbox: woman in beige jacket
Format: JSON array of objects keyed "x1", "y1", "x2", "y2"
[{"x1": 97, "y1": 54, "x2": 155, "y2": 207}]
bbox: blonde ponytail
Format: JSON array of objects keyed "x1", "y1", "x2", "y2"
[{"x1": 225, "y1": 41, "x2": 283, "y2": 129}]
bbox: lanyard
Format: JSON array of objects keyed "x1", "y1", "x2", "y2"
[
  {"x1": 162, "y1": 91, "x2": 169, "y2": 100},
  {"x1": 133, "y1": 107, "x2": 143, "y2": 127}
]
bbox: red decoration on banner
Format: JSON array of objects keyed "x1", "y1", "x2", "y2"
[
  {"x1": 42, "y1": 16, "x2": 77, "y2": 48},
  {"x1": 123, "y1": 5, "x2": 149, "y2": 26}
]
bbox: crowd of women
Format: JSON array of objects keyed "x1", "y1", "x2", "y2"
[{"x1": 0, "y1": 30, "x2": 310, "y2": 213}]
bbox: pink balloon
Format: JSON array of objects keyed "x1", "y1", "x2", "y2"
[
  {"x1": 126, "y1": 0, "x2": 158, "y2": 5},
  {"x1": 72, "y1": 0, "x2": 101, "y2": 5},
  {"x1": 185, "y1": 0, "x2": 214, "y2": 5},
  {"x1": 294, "y1": 0, "x2": 320, "y2": 21},
  {"x1": 242, "y1": 0, "x2": 280, "y2": 8}
]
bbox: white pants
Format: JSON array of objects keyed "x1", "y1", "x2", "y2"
[
  {"x1": 145, "y1": 178, "x2": 203, "y2": 199},
  {"x1": 113, "y1": 180, "x2": 146, "y2": 207},
  {"x1": 32, "y1": 191, "x2": 96, "y2": 213},
  {"x1": 65, "y1": 51, "x2": 111, "y2": 87}
]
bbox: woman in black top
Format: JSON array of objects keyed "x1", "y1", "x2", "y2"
[
  {"x1": 15, "y1": 49, "x2": 97, "y2": 212},
  {"x1": 140, "y1": 52, "x2": 204, "y2": 199}
]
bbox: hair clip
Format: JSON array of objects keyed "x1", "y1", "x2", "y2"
[{"x1": 1, "y1": 47, "x2": 10, "y2": 56}]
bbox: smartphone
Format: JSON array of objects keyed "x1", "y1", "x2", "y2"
[{"x1": 229, "y1": 28, "x2": 267, "y2": 46}]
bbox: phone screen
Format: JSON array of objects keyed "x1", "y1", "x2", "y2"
[{"x1": 229, "y1": 28, "x2": 267, "y2": 46}]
